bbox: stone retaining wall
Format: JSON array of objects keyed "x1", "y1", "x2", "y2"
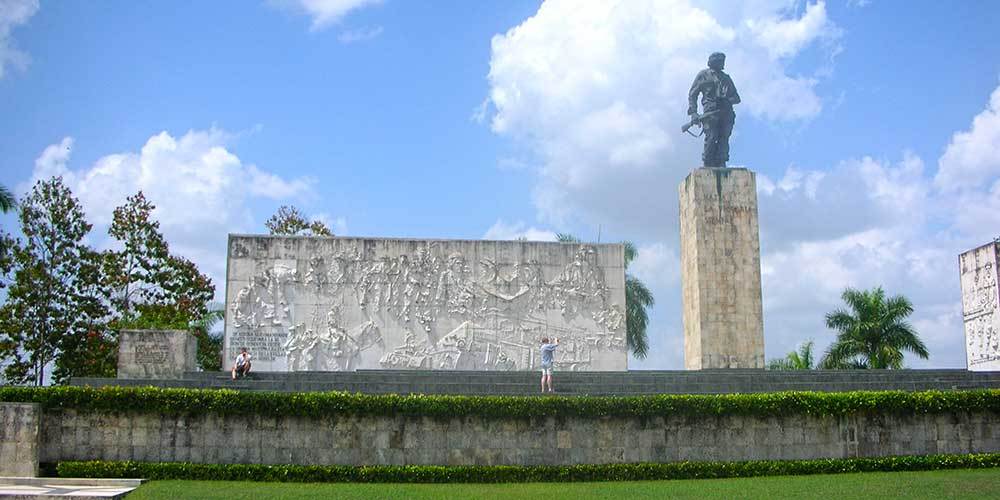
[
  {"x1": 1, "y1": 403, "x2": 40, "y2": 476},
  {"x1": 22, "y1": 407, "x2": 999, "y2": 466}
]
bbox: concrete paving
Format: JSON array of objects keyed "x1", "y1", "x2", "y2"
[{"x1": 0, "y1": 478, "x2": 142, "y2": 499}]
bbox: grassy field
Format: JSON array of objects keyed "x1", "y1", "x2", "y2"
[{"x1": 126, "y1": 468, "x2": 1000, "y2": 499}]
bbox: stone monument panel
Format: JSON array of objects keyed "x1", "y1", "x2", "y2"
[
  {"x1": 224, "y1": 235, "x2": 628, "y2": 372},
  {"x1": 960, "y1": 241, "x2": 1000, "y2": 371},
  {"x1": 117, "y1": 329, "x2": 198, "y2": 379},
  {"x1": 679, "y1": 167, "x2": 765, "y2": 369}
]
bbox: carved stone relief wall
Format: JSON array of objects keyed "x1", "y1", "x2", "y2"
[
  {"x1": 224, "y1": 236, "x2": 627, "y2": 372},
  {"x1": 960, "y1": 242, "x2": 1000, "y2": 371}
]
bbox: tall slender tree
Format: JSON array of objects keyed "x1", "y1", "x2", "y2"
[
  {"x1": 102, "y1": 192, "x2": 216, "y2": 370},
  {"x1": 557, "y1": 234, "x2": 652, "y2": 358},
  {"x1": 105, "y1": 192, "x2": 214, "y2": 320},
  {"x1": 820, "y1": 287, "x2": 929, "y2": 369},
  {"x1": 0, "y1": 177, "x2": 110, "y2": 385}
]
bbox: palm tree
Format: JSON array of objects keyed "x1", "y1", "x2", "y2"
[
  {"x1": 190, "y1": 303, "x2": 225, "y2": 371},
  {"x1": 557, "y1": 233, "x2": 652, "y2": 358},
  {"x1": 767, "y1": 340, "x2": 815, "y2": 370},
  {"x1": 0, "y1": 184, "x2": 15, "y2": 213},
  {"x1": 820, "y1": 287, "x2": 929, "y2": 369}
]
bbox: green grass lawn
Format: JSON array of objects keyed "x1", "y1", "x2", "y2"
[{"x1": 126, "y1": 468, "x2": 1000, "y2": 499}]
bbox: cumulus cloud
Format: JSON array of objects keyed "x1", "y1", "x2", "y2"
[
  {"x1": 749, "y1": 149, "x2": 980, "y2": 367},
  {"x1": 935, "y1": 84, "x2": 1000, "y2": 191},
  {"x1": 755, "y1": 84, "x2": 1000, "y2": 368},
  {"x1": 484, "y1": 0, "x2": 837, "y2": 233},
  {"x1": 274, "y1": 0, "x2": 382, "y2": 31},
  {"x1": 482, "y1": 220, "x2": 558, "y2": 242},
  {"x1": 0, "y1": 0, "x2": 39, "y2": 79},
  {"x1": 757, "y1": 153, "x2": 930, "y2": 250},
  {"x1": 312, "y1": 212, "x2": 349, "y2": 235},
  {"x1": 23, "y1": 129, "x2": 320, "y2": 295},
  {"x1": 628, "y1": 243, "x2": 680, "y2": 290},
  {"x1": 746, "y1": 1, "x2": 839, "y2": 60}
]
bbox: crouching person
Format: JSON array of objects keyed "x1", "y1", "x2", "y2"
[{"x1": 232, "y1": 347, "x2": 252, "y2": 380}]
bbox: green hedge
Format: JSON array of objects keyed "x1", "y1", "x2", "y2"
[
  {"x1": 2, "y1": 386, "x2": 999, "y2": 419},
  {"x1": 56, "y1": 454, "x2": 1000, "y2": 483}
]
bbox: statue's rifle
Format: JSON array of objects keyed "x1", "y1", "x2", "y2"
[{"x1": 681, "y1": 109, "x2": 721, "y2": 137}]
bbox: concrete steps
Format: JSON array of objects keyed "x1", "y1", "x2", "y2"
[{"x1": 69, "y1": 369, "x2": 1000, "y2": 396}]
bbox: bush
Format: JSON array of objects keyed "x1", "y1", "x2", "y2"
[
  {"x1": 2, "y1": 386, "x2": 999, "y2": 419},
  {"x1": 55, "y1": 454, "x2": 1000, "y2": 483}
]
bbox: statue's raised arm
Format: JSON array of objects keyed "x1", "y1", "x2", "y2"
[{"x1": 684, "y1": 52, "x2": 740, "y2": 168}]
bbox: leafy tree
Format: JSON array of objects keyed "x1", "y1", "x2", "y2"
[
  {"x1": 105, "y1": 192, "x2": 173, "y2": 316},
  {"x1": 0, "y1": 231, "x2": 14, "y2": 290},
  {"x1": 0, "y1": 177, "x2": 110, "y2": 385},
  {"x1": 102, "y1": 192, "x2": 217, "y2": 371},
  {"x1": 767, "y1": 340, "x2": 815, "y2": 370},
  {"x1": 0, "y1": 184, "x2": 14, "y2": 213},
  {"x1": 820, "y1": 287, "x2": 929, "y2": 369},
  {"x1": 105, "y1": 192, "x2": 214, "y2": 320},
  {"x1": 265, "y1": 205, "x2": 333, "y2": 236},
  {"x1": 557, "y1": 233, "x2": 652, "y2": 358},
  {"x1": 51, "y1": 247, "x2": 117, "y2": 381}
]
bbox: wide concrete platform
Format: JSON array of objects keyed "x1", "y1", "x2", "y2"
[
  {"x1": 70, "y1": 369, "x2": 1000, "y2": 395},
  {"x1": 0, "y1": 478, "x2": 142, "y2": 499}
]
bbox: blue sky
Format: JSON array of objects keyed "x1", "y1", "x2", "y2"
[{"x1": 2, "y1": 0, "x2": 1000, "y2": 369}]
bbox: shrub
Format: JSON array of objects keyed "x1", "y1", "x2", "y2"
[
  {"x1": 2, "y1": 386, "x2": 999, "y2": 419},
  {"x1": 55, "y1": 454, "x2": 1000, "y2": 483}
]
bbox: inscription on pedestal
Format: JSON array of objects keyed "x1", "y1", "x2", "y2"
[
  {"x1": 134, "y1": 344, "x2": 171, "y2": 365},
  {"x1": 117, "y1": 329, "x2": 198, "y2": 379},
  {"x1": 229, "y1": 329, "x2": 288, "y2": 362}
]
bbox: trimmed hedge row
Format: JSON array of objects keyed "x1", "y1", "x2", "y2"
[
  {"x1": 0, "y1": 387, "x2": 1000, "y2": 418},
  {"x1": 56, "y1": 454, "x2": 1000, "y2": 483},
  {"x1": 3, "y1": 386, "x2": 1000, "y2": 419}
]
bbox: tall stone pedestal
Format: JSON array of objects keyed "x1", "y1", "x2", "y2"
[{"x1": 679, "y1": 167, "x2": 764, "y2": 369}]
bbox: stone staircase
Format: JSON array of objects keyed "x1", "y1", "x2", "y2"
[{"x1": 70, "y1": 369, "x2": 1000, "y2": 396}]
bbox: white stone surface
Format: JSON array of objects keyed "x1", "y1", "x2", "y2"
[
  {"x1": 224, "y1": 236, "x2": 627, "y2": 372},
  {"x1": 960, "y1": 242, "x2": 1000, "y2": 371},
  {"x1": 678, "y1": 167, "x2": 765, "y2": 369}
]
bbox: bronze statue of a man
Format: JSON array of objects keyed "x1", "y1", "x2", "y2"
[{"x1": 688, "y1": 52, "x2": 741, "y2": 168}]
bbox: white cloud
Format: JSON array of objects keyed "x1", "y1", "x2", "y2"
[
  {"x1": 337, "y1": 25, "x2": 383, "y2": 43},
  {"x1": 482, "y1": 220, "x2": 558, "y2": 242},
  {"x1": 24, "y1": 129, "x2": 319, "y2": 296},
  {"x1": 746, "y1": 1, "x2": 839, "y2": 60},
  {"x1": 0, "y1": 0, "x2": 37, "y2": 79},
  {"x1": 276, "y1": 0, "x2": 382, "y2": 31},
  {"x1": 485, "y1": 0, "x2": 838, "y2": 233},
  {"x1": 935, "y1": 84, "x2": 1000, "y2": 191},
  {"x1": 312, "y1": 212, "x2": 349, "y2": 235},
  {"x1": 628, "y1": 243, "x2": 680, "y2": 290},
  {"x1": 31, "y1": 136, "x2": 74, "y2": 177}
]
